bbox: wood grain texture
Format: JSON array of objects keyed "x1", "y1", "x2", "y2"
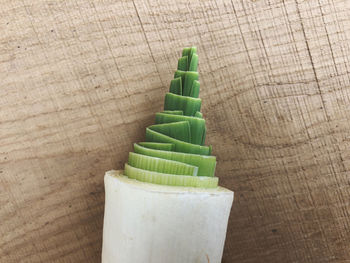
[{"x1": 1, "y1": 0, "x2": 350, "y2": 262}]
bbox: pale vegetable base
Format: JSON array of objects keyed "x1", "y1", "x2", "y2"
[{"x1": 102, "y1": 170, "x2": 234, "y2": 263}]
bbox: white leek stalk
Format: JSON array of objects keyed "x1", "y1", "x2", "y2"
[{"x1": 102, "y1": 170, "x2": 233, "y2": 263}]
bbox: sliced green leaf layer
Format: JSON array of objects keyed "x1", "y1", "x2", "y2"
[
  {"x1": 145, "y1": 128, "x2": 210, "y2": 155},
  {"x1": 164, "y1": 93, "x2": 201, "y2": 116},
  {"x1": 177, "y1": 56, "x2": 188, "y2": 71},
  {"x1": 162, "y1": 110, "x2": 183, "y2": 115},
  {"x1": 155, "y1": 112, "x2": 206, "y2": 145},
  {"x1": 190, "y1": 80, "x2": 200, "y2": 98},
  {"x1": 182, "y1": 47, "x2": 191, "y2": 57},
  {"x1": 139, "y1": 142, "x2": 174, "y2": 151},
  {"x1": 169, "y1": 77, "x2": 182, "y2": 95},
  {"x1": 183, "y1": 72, "x2": 199, "y2": 97},
  {"x1": 189, "y1": 53, "x2": 198, "y2": 71},
  {"x1": 194, "y1": 111, "x2": 203, "y2": 118},
  {"x1": 148, "y1": 121, "x2": 191, "y2": 143},
  {"x1": 174, "y1": 70, "x2": 186, "y2": 86},
  {"x1": 125, "y1": 164, "x2": 218, "y2": 188},
  {"x1": 134, "y1": 143, "x2": 216, "y2": 177},
  {"x1": 128, "y1": 152, "x2": 198, "y2": 176}
]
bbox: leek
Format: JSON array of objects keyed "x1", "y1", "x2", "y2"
[{"x1": 102, "y1": 47, "x2": 233, "y2": 263}]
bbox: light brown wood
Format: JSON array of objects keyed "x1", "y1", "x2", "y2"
[{"x1": 1, "y1": 0, "x2": 350, "y2": 262}]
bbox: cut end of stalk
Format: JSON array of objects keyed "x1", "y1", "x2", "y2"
[
  {"x1": 107, "y1": 170, "x2": 232, "y2": 193},
  {"x1": 124, "y1": 165, "x2": 218, "y2": 188},
  {"x1": 124, "y1": 47, "x2": 222, "y2": 188}
]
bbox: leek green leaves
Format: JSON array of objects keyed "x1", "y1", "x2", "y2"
[{"x1": 124, "y1": 47, "x2": 218, "y2": 188}]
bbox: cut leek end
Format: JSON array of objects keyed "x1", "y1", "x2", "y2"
[
  {"x1": 162, "y1": 110, "x2": 183, "y2": 115},
  {"x1": 106, "y1": 169, "x2": 233, "y2": 194},
  {"x1": 128, "y1": 152, "x2": 198, "y2": 176},
  {"x1": 138, "y1": 142, "x2": 175, "y2": 151},
  {"x1": 134, "y1": 143, "x2": 216, "y2": 177},
  {"x1": 124, "y1": 164, "x2": 218, "y2": 188}
]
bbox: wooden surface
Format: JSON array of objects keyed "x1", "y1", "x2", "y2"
[{"x1": 1, "y1": 0, "x2": 350, "y2": 262}]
